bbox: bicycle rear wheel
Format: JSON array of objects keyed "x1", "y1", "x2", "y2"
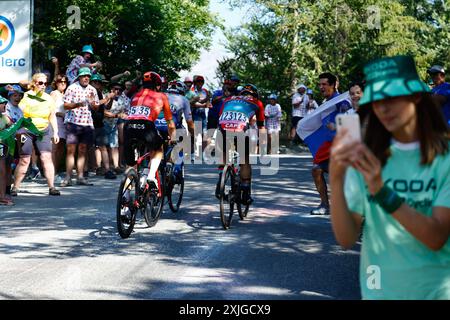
[
  {"x1": 168, "y1": 164, "x2": 184, "y2": 213},
  {"x1": 219, "y1": 165, "x2": 235, "y2": 230},
  {"x1": 116, "y1": 168, "x2": 139, "y2": 239},
  {"x1": 143, "y1": 165, "x2": 165, "y2": 227},
  {"x1": 237, "y1": 183, "x2": 250, "y2": 220}
]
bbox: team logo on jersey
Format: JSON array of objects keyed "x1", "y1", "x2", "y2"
[{"x1": 0, "y1": 16, "x2": 15, "y2": 56}]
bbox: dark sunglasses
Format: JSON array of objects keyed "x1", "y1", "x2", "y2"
[{"x1": 37, "y1": 81, "x2": 48, "y2": 86}]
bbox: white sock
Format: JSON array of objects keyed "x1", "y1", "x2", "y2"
[{"x1": 148, "y1": 157, "x2": 161, "y2": 181}]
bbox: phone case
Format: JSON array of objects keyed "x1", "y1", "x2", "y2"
[{"x1": 336, "y1": 114, "x2": 361, "y2": 142}]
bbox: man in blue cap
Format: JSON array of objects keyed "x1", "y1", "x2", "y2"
[
  {"x1": 428, "y1": 64, "x2": 450, "y2": 126},
  {"x1": 229, "y1": 74, "x2": 240, "y2": 95},
  {"x1": 66, "y1": 45, "x2": 102, "y2": 84}
]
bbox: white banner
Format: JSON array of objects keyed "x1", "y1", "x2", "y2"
[{"x1": 0, "y1": 0, "x2": 32, "y2": 83}]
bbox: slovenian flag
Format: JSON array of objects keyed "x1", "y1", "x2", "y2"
[{"x1": 297, "y1": 92, "x2": 351, "y2": 164}]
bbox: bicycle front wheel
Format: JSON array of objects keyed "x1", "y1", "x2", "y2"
[
  {"x1": 143, "y1": 165, "x2": 165, "y2": 227},
  {"x1": 168, "y1": 164, "x2": 184, "y2": 213},
  {"x1": 219, "y1": 165, "x2": 235, "y2": 230},
  {"x1": 116, "y1": 168, "x2": 139, "y2": 239}
]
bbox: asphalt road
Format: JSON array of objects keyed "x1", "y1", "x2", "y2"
[{"x1": 0, "y1": 154, "x2": 361, "y2": 300}]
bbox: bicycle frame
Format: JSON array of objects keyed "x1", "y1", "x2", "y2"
[{"x1": 133, "y1": 148, "x2": 163, "y2": 198}]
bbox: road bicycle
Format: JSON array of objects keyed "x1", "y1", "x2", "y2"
[
  {"x1": 164, "y1": 142, "x2": 184, "y2": 213},
  {"x1": 217, "y1": 147, "x2": 250, "y2": 230},
  {"x1": 116, "y1": 140, "x2": 165, "y2": 239}
]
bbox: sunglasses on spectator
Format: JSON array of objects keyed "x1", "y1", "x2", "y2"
[
  {"x1": 36, "y1": 81, "x2": 48, "y2": 86},
  {"x1": 58, "y1": 80, "x2": 67, "y2": 83}
]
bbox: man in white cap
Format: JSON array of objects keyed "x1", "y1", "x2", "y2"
[
  {"x1": 290, "y1": 84, "x2": 309, "y2": 144},
  {"x1": 428, "y1": 65, "x2": 450, "y2": 126}
]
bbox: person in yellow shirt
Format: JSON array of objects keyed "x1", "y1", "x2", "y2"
[{"x1": 11, "y1": 73, "x2": 61, "y2": 196}]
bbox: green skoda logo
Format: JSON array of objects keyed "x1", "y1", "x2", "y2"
[
  {"x1": 385, "y1": 178, "x2": 437, "y2": 193},
  {"x1": 364, "y1": 59, "x2": 398, "y2": 75}
]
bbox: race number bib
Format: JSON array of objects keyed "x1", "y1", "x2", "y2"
[
  {"x1": 219, "y1": 111, "x2": 249, "y2": 131},
  {"x1": 128, "y1": 105, "x2": 151, "y2": 117},
  {"x1": 219, "y1": 111, "x2": 248, "y2": 123}
]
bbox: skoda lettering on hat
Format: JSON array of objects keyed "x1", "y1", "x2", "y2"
[{"x1": 359, "y1": 55, "x2": 430, "y2": 106}]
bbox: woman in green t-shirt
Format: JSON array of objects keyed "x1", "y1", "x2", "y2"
[
  {"x1": 330, "y1": 55, "x2": 450, "y2": 299},
  {"x1": 0, "y1": 96, "x2": 13, "y2": 205}
]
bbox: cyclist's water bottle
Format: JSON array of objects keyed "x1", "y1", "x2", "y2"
[
  {"x1": 166, "y1": 162, "x2": 173, "y2": 175},
  {"x1": 140, "y1": 168, "x2": 150, "y2": 188},
  {"x1": 175, "y1": 150, "x2": 184, "y2": 166},
  {"x1": 174, "y1": 150, "x2": 184, "y2": 176}
]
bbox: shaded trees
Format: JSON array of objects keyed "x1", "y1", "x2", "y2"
[{"x1": 33, "y1": 0, "x2": 218, "y2": 79}]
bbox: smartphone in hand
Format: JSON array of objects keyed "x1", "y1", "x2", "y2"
[{"x1": 336, "y1": 114, "x2": 361, "y2": 143}]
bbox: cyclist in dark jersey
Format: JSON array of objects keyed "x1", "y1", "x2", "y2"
[
  {"x1": 216, "y1": 84, "x2": 266, "y2": 204},
  {"x1": 124, "y1": 71, "x2": 175, "y2": 189}
]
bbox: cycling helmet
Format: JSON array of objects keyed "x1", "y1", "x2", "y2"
[
  {"x1": 176, "y1": 81, "x2": 187, "y2": 94},
  {"x1": 268, "y1": 93, "x2": 278, "y2": 100},
  {"x1": 168, "y1": 80, "x2": 186, "y2": 94},
  {"x1": 240, "y1": 83, "x2": 259, "y2": 98},
  {"x1": 143, "y1": 71, "x2": 162, "y2": 86}
]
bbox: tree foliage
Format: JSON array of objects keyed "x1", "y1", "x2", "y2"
[
  {"x1": 33, "y1": 0, "x2": 218, "y2": 79},
  {"x1": 219, "y1": 0, "x2": 449, "y2": 106}
]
